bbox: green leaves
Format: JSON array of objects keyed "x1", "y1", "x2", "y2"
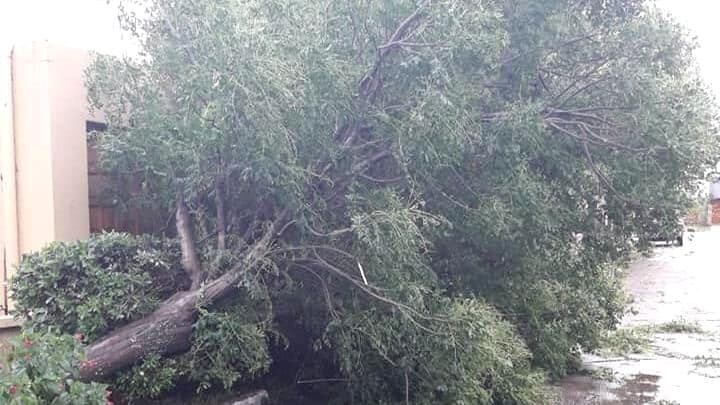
[
  {"x1": 70, "y1": 0, "x2": 720, "y2": 402},
  {"x1": 0, "y1": 333, "x2": 108, "y2": 404},
  {"x1": 12, "y1": 232, "x2": 185, "y2": 341},
  {"x1": 114, "y1": 355, "x2": 179, "y2": 399},
  {"x1": 185, "y1": 305, "x2": 271, "y2": 392},
  {"x1": 325, "y1": 295, "x2": 549, "y2": 404}
]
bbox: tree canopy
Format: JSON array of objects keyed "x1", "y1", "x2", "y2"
[{"x1": 13, "y1": 0, "x2": 719, "y2": 403}]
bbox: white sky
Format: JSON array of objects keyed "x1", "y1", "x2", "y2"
[
  {"x1": 655, "y1": 0, "x2": 720, "y2": 97},
  {"x1": 0, "y1": 0, "x2": 128, "y2": 55},
  {"x1": 0, "y1": 0, "x2": 718, "y2": 95}
]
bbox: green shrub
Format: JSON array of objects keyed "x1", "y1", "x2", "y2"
[
  {"x1": 114, "y1": 355, "x2": 179, "y2": 400},
  {"x1": 12, "y1": 232, "x2": 186, "y2": 340},
  {"x1": 11, "y1": 232, "x2": 276, "y2": 401},
  {"x1": 325, "y1": 296, "x2": 549, "y2": 404},
  {"x1": 183, "y1": 304, "x2": 272, "y2": 392},
  {"x1": 0, "y1": 332, "x2": 108, "y2": 404},
  {"x1": 11, "y1": 233, "x2": 190, "y2": 400}
]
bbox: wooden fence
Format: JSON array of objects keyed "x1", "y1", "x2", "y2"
[{"x1": 86, "y1": 122, "x2": 161, "y2": 235}]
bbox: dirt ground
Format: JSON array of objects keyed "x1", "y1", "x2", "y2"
[{"x1": 558, "y1": 227, "x2": 720, "y2": 405}]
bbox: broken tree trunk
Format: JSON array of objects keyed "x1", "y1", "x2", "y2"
[
  {"x1": 80, "y1": 192, "x2": 216, "y2": 380},
  {"x1": 79, "y1": 210, "x2": 283, "y2": 380},
  {"x1": 79, "y1": 269, "x2": 241, "y2": 380}
]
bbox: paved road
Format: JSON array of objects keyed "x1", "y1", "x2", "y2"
[{"x1": 558, "y1": 227, "x2": 720, "y2": 405}]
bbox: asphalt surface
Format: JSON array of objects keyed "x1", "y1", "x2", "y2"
[{"x1": 558, "y1": 227, "x2": 720, "y2": 405}]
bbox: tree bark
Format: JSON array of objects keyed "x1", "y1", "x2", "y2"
[
  {"x1": 80, "y1": 213, "x2": 284, "y2": 380},
  {"x1": 80, "y1": 266, "x2": 244, "y2": 380},
  {"x1": 176, "y1": 191, "x2": 205, "y2": 289},
  {"x1": 80, "y1": 290, "x2": 197, "y2": 379}
]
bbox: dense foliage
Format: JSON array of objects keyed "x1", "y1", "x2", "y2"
[
  {"x1": 0, "y1": 333, "x2": 108, "y2": 404},
  {"x1": 12, "y1": 233, "x2": 272, "y2": 401},
  {"x1": 11, "y1": 0, "x2": 719, "y2": 403},
  {"x1": 13, "y1": 232, "x2": 185, "y2": 341}
]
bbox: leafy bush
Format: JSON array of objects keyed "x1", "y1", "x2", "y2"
[
  {"x1": 114, "y1": 355, "x2": 178, "y2": 400},
  {"x1": 12, "y1": 233, "x2": 275, "y2": 401},
  {"x1": 0, "y1": 332, "x2": 108, "y2": 404},
  {"x1": 183, "y1": 303, "x2": 272, "y2": 392},
  {"x1": 12, "y1": 232, "x2": 186, "y2": 340},
  {"x1": 326, "y1": 296, "x2": 549, "y2": 404}
]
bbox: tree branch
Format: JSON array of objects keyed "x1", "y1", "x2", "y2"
[
  {"x1": 351, "y1": 149, "x2": 392, "y2": 174},
  {"x1": 176, "y1": 191, "x2": 205, "y2": 289},
  {"x1": 215, "y1": 168, "x2": 227, "y2": 251},
  {"x1": 80, "y1": 216, "x2": 284, "y2": 380},
  {"x1": 545, "y1": 118, "x2": 652, "y2": 153},
  {"x1": 580, "y1": 141, "x2": 636, "y2": 204},
  {"x1": 360, "y1": 173, "x2": 404, "y2": 184},
  {"x1": 295, "y1": 250, "x2": 447, "y2": 330},
  {"x1": 359, "y1": 3, "x2": 426, "y2": 101},
  {"x1": 548, "y1": 58, "x2": 611, "y2": 106},
  {"x1": 306, "y1": 224, "x2": 354, "y2": 238}
]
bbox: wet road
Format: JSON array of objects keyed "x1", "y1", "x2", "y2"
[{"x1": 558, "y1": 227, "x2": 720, "y2": 405}]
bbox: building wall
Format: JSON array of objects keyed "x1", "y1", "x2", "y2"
[
  {"x1": 0, "y1": 46, "x2": 19, "y2": 316},
  {"x1": 712, "y1": 200, "x2": 720, "y2": 225},
  {"x1": 1, "y1": 42, "x2": 100, "y2": 320},
  {"x1": 12, "y1": 43, "x2": 58, "y2": 254},
  {"x1": 47, "y1": 46, "x2": 95, "y2": 242}
]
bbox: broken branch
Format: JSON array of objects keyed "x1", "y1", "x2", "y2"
[{"x1": 176, "y1": 191, "x2": 204, "y2": 289}]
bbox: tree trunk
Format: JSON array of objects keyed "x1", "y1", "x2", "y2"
[
  {"x1": 80, "y1": 210, "x2": 283, "y2": 380},
  {"x1": 176, "y1": 191, "x2": 205, "y2": 289},
  {"x1": 80, "y1": 290, "x2": 197, "y2": 380},
  {"x1": 80, "y1": 267, "x2": 243, "y2": 380},
  {"x1": 80, "y1": 191, "x2": 216, "y2": 381}
]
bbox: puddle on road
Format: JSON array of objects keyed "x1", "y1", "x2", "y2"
[
  {"x1": 557, "y1": 344, "x2": 715, "y2": 404},
  {"x1": 557, "y1": 228, "x2": 720, "y2": 405},
  {"x1": 558, "y1": 373, "x2": 660, "y2": 405},
  {"x1": 614, "y1": 374, "x2": 660, "y2": 404}
]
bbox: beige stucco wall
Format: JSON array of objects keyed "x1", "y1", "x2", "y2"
[
  {"x1": 12, "y1": 43, "x2": 58, "y2": 254},
  {"x1": 1, "y1": 46, "x2": 20, "y2": 316},
  {"x1": 1, "y1": 42, "x2": 100, "y2": 318},
  {"x1": 47, "y1": 46, "x2": 98, "y2": 243}
]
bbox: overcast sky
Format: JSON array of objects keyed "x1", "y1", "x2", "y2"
[
  {"x1": 655, "y1": 0, "x2": 720, "y2": 97},
  {"x1": 0, "y1": 0, "x2": 127, "y2": 54},
  {"x1": 1, "y1": 0, "x2": 718, "y2": 95}
]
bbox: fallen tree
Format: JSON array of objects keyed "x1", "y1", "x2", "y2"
[
  {"x1": 11, "y1": 0, "x2": 720, "y2": 403},
  {"x1": 79, "y1": 214, "x2": 283, "y2": 380},
  {"x1": 79, "y1": 1, "x2": 429, "y2": 379}
]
